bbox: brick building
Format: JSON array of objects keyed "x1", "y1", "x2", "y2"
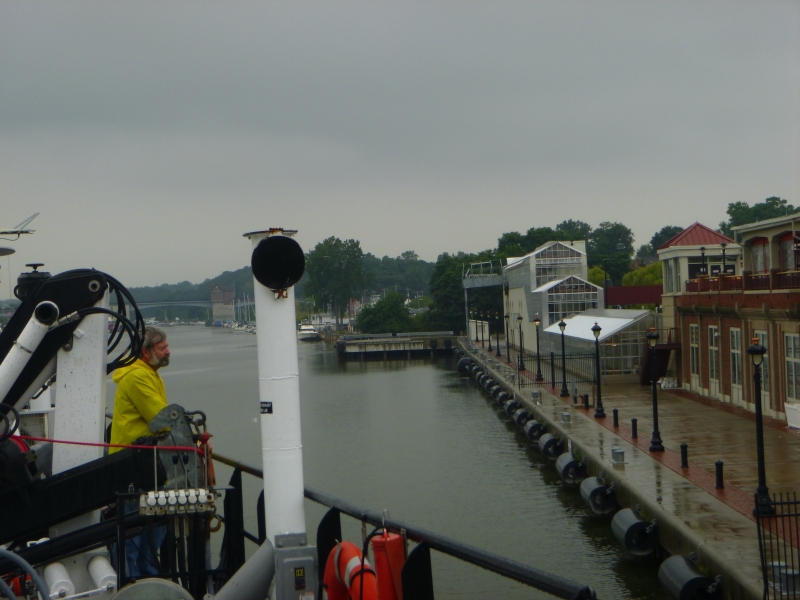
[
  {"x1": 661, "y1": 218, "x2": 800, "y2": 425},
  {"x1": 210, "y1": 284, "x2": 235, "y2": 325}
]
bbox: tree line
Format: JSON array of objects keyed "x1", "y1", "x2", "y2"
[{"x1": 128, "y1": 196, "x2": 793, "y2": 330}]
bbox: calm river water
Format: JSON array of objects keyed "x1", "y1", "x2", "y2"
[{"x1": 108, "y1": 326, "x2": 668, "y2": 599}]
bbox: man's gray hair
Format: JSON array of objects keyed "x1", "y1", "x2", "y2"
[{"x1": 142, "y1": 326, "x2": 167, "y2": 351}]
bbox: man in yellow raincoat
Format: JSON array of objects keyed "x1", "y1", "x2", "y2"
[
  {"x1": 110, "y1": 326, "x2": 171, "y2": 577},
  {"x1": 110, "y1": 326, "x2": 170, "y2": 452}
]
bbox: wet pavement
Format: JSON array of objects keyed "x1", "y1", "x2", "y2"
[{"x1": 463, "y1": 340, "x2": 800, "y2": 600}]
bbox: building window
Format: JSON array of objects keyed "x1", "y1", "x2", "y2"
[
  {"x1": 780, "y1": 233, "x2": 798, "y2": 271},
  {"x1": 755, "y1": 330, "x2": 769, "y2": 389},
  {"x1": 534, "y1": 243, "x2": 584, "y2": 287},
  {"x1": 751, "y1": 238, "x2": 770, "y2": 274},
  {"x1": 730, "y1": 328, "x2": 742, "y2": 386},
  {"x1": 664, "y1": 261, "x2": 674, "y2": 293},
  {"x1": 546, "y1": 277, "x2": 598, "y2": 323},
  {"x1": 786, "y1": 334, "x2": 800, "y2": 401},
  {"x1": 689, "y1": 324, "x2": 699, "y2": 376},
  {"x1": 708, "y1": 326, "x2": 719, "y2": 381}
]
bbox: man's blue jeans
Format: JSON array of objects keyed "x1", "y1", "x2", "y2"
[{"x1": 112, "y1": 499, "x2": 167, "y2": 578}]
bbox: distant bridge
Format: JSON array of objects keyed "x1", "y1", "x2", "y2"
[{"x1": 123, "y1": 300, "x2": 255, "y2": 310}]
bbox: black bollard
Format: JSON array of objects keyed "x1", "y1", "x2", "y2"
[
  {"x1": 583, "y1": 394, "x2": 589, "y2": 410},
  {"x1": 631, "y1": 418, "x2": 638, "y2": 438},
  {"x1": 680, "y1": 443, "x2": 688, "y2": 468},
  {"x1": 715, "y1": 461, "x2": 724, "y2": 489},
  {"x1": 612, "y1": 408, "x2": 619, "y2": 427}
]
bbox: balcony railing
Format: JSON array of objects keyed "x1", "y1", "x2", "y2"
[{"x1": 684, "y1": 272, "x2": 800, "y2": 294}]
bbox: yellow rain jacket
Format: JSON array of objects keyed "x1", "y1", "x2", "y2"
[{"x1": 109, "y1": 359, "x2": 168, "y2": 453}]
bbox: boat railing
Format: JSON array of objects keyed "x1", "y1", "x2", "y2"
[{"x1": 213, "y1": 453, "x2": 597, "y2": 600}]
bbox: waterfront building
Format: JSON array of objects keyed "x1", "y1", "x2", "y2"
[
  {"x1": 210, "y1": 284, "x2": 235, "y2": 325},
  {"x1": 541, "y1": 308, "x2": 655, "y2": 376},
  {"x1": 661, "y1": 218, "x2": 800, "y2": 425},
  {"x1": 503, "y1": 240, "x2": 603, "y2": 353}
]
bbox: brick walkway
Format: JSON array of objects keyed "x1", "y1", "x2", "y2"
[{"x1": 472, "y1": 341, "x2": 800, "y2": 522}]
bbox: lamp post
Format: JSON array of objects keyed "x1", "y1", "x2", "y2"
[
  {"x1": 592, "y1": 322, "x2": 605, "y2": 418},
  {"x1": 647, "y1": 328, "x2": 664, "y2": 452},
  {"x1": 486, "y1": 311, "x2": 493, "y2": 352},
  {"x1": 747, "y1": 339, "x2": 774, "y2": 516},
  {"x1": 720, "y1": 242, "x2": 727, "y2": 276},
  {"x1": 504, "y1": 313, "x2": 510, "y2": 362},
  {"x1": 533, "y1": 314, "x2": 543, "y2": 382},
  {"x1": 517, "y1": 315, "x2": 525, "y2": 371},
  {"x1": 479, "y1": 312, "x2": 485, "y2": 347},
  {"x1": 494, "y1": 312, "x2": 501, "y2": 357},
  {"x1": 700, "y1": 246, "x2": 706, "y2": 276},
  {"x1": 558, "y1": 319, "x2": 569, "y2": 397}
]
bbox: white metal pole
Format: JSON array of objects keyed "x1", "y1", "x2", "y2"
[{"x1": 246, "y1": 230, "x2": 306, "y2": 544}]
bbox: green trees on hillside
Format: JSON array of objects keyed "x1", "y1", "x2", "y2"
[
  {"x1": 356, "y1": 293, "x2": 413, "y2": 334},
  {"x1": 622, "y1": 262, "x2": 663, "y2": 286},
  {"x1": 305, "y1": 237, "x2": 372, "y2": 325},
  {"x1": 719, "y1": 197, "x2": 799, "y2": 237},
  {"x1": 361, "y1": 251, "x2": 434, "y2": 297},
  {"x1": 425, "y1": 251, "x2": 502, "y2": 334}
]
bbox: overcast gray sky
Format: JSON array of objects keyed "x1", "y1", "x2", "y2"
[{"x1": 1, "y1": 1, "x2": 798, "y2": 290}]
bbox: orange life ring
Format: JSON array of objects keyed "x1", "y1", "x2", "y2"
[{"x1": 323, "y1": 541, "x2": 378, "y2": 600}]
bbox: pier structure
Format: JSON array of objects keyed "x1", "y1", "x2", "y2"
[
  {"x1": 461, "y1": 338, "x2": 800, "y2": 600},
  {"x1": 335, "y1": 332, "x2": 455, "y2": 359}
]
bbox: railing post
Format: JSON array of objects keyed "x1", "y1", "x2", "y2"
[{"x1": 550, "y1": 352, "x2": 556, "y2": 388}]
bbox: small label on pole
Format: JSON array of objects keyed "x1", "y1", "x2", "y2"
[{"x1": 260, "y1": 401, "x2": 273, "y2": 414}]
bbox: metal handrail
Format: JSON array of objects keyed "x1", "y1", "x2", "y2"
[{"x1": 213, "y1": 453, "x2": 597, "y2": 600}]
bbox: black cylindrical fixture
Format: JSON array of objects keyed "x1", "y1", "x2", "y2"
[
  {"x1": 611, "y1": 508, "x2": 657, "y2": 556},
  {"x1": 583, "y1": 394, "x2": 589, "y2": 410},
  {"x1": 456, "y1": 357, "x2": 473, "y2": 374},
  {"x1": 580, "y1": 477, "x2": 616, "y2": 516},
  {"x1": 680, "y1": 443, "x2": 688, "y2": 468},
  {"x1": 631, "y1": 418, "x2": 638, "y2": 438},
  {"x1": 658, "y1": 556, "x2": 720, "y2": 600},
  {"x1": 715, "y1": 460, "x2": 724, "y2": 489},
  {"x1": 612, "y1": 408, "x2": 619, "y2": 427},
  {"x1": 555, "y1": 452, "x2": 587, "y2": 486}
]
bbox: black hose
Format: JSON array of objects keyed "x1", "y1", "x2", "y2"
[{"x1": 0, "y1": 548, "x2": 51, "y2": 600}]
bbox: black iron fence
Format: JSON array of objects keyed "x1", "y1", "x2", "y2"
[
  {"x1": 511, "y1": 349, "x2": 597, "y2": 394},
  {"x1": 756, "y1": 492, "x2": 800, "y2": 599}
]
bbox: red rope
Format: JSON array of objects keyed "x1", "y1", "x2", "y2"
[{"x1": 16, "y1": 435, "x2": 203, "y2": 456}]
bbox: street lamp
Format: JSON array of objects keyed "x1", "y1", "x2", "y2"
[
  {"x1": 592, "y1": 322, "x2": 605, "y2": 418},
  {"x1": 494, "y1": 312, "x2": 501, "y2": 357},
  {"x1": 504, "y1": 313, "x2": 510, "y2": 362},
  {"x1": 720, "y1": 242, "x2": 727, "y2": 275},
  {"x1": 517, "y1": 314, "x2": 525, "y2": 370},
  {"x1": 558, "y1": 319, "x2": 569, "y2": 397},
  {"x1": 533, "y1": 314, "x2": 543, "y2": 382},
  {"x1": 699, "y1": 246, "x2": 707, "y2": 276},
  {"x1": 647, "y1": 328, "x2": 664, "y2": 452},
  {"x1": 479, "y1": 312, "x2": 485, "y2": 347},
  {"x1": 471, "y1": 309, "x2": 478, "y2": 343},
  {"x1": 486, "y1": 311, "x2": 493, "y2": 352},
  {"x1": 747, "y1": 339, "x2": 774, "y2": 516}
]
